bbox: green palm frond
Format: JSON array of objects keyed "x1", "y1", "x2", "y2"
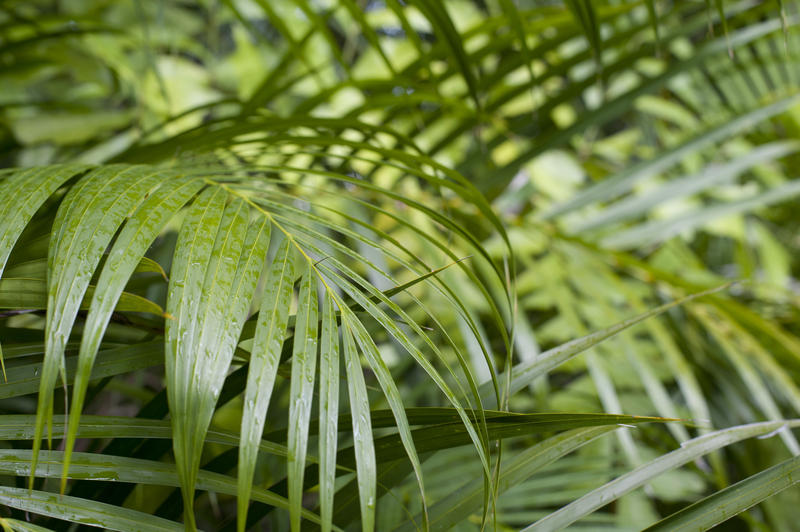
[{"x1": 0, "y1": 152, "x2": 509, "y2": 528}]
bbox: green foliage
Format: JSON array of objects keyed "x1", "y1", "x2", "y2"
[{"x1": 2, "y1": 0, "x2": 800, "y2": 530}]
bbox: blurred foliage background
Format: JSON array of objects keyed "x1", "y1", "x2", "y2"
[{"x1": 2, "y1": 0, "x2": 800, "y2": 530}]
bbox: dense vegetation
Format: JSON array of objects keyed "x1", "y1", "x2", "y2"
[{"x1": 1, "y1": 0, "x2": 800, "y2": 530}]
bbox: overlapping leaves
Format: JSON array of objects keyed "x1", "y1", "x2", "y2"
[
  {"x1": 3, "y1": 0, "x2": 800, "y2": 530},
  {"x1": 0, "y1": 142, "x2": 512, "y2": 531}
]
